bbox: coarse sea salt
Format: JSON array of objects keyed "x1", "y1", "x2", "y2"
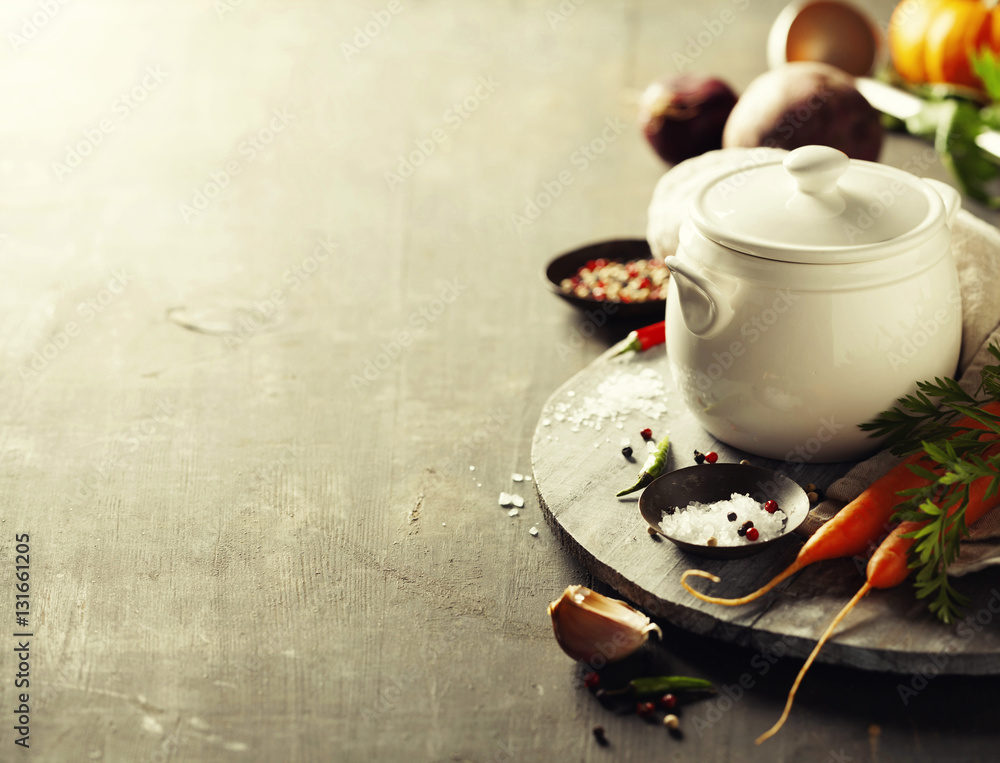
[
  {"x1": 660, "y1": 492, "x2": 786, "y2": 546},
  {"x1": 511, "y1": 494, "x2": 524, "y2": 508},
  {"x1": 544, "y1": 369, "x2": 668, "y2": 431},
  {"x1": 499, "y1": 492, "x2": 512, "y2": 507}
]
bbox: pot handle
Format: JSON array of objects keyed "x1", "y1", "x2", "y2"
[
  {"x1": 664, "y1": 256, "x2": 733, "y2": 338},
  {"x1": 924, "y1": 178, "x2": 962, "y2": 229}
]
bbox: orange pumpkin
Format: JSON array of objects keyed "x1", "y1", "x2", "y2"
[{"x1": 888, "y1": 0, "x2": 1000, "y2": 89}]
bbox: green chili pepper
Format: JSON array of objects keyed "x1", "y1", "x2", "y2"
[
  {"x1": 627, "y1": 676, "x2": 714, "y2": 696},
  {"x1": 616, "y1": 434, "x2": 670, "y2": 497},
  {"x1": 603, "y1": 675, "x2": 714, "y2": 697}
]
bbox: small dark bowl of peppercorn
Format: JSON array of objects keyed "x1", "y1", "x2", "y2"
[
  {"x1": 638, "y1": 464, "x2": 810, "y2": 559},
  {"x1": 543, "y1": 239, "x2": 669, "y2": 321}
]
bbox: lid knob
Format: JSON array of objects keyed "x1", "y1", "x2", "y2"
[{"x1": 783, "y1": 146, "x2": 849, "y2": 217}]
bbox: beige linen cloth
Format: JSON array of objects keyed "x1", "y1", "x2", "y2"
[{"x1": 647, "y1": 148, "x2": 1000, "y2": 576}]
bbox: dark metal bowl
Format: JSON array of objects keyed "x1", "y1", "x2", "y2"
[
  {"x1": 638, "y1": 464, "x2": 810, "y2": 559},
  {"x1": 542, "y1": 239, "x2": 666, "y2": 322}
]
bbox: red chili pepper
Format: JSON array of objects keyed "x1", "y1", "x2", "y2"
[{"x1": 613, "y1": 321, "x2": 666, "y2": 356}]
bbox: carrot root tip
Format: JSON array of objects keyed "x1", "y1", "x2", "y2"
[
  {"x1": 755, "y1": 582, "x2": 873, "y2": 744},
  {"x1": 681, "y1": 569, "x2": 720, "y2": 586},
  {"x1": 681, "y1": 563, "x2": 802, "y2": 607}
]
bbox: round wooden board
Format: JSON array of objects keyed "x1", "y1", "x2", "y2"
[{"x1": 532, "y1": 343, "x2": 1000, "y2": 674}]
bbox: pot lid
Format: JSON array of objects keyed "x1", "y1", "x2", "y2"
[{"x1": 690, "y1": 146, "x2": 947, "y2": 264}]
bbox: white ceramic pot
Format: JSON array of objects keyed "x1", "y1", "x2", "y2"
[{"x1": 665, "y1": 145, "x2": 962, "y2": 463}]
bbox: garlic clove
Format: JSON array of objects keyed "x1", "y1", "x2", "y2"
[{"x1": 547, "y1": 585, "x2": 662, "y2": 664}]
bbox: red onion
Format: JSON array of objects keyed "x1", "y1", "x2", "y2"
[{"x1": 638, "y1": 74, "x2": 739, "y2": 165}]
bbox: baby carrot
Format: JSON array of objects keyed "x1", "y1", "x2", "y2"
[
  {"x1": 680, "y1": 451, "x2": 934, "y2": 605},
  {"x1": 755, "y1": 462, "x2": 1000, "y2": 745},
  {"x1": 682, "y1": 402, "x2": 1000, "y2": 606}
]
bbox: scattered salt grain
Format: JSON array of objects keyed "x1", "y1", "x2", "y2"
[
  {"x1": 508, "y1": 508, "x2": 519, "y2": 517},
  {"x1": 621, "y1": 437, "x2": 631, "y2": 447},
  {"x1": 512, "y1": 473, "x2": 524, "y2": 482},
  {"x1": 499, "y1": 492, "x2": 512, "y2": 507},
  {"x1": 660, "y1": 492, "x2": 787, "y2": 546},
  {"x1": 477, "y1": 483, "x2": 482, "y2": 488},
  {"x1": 529, "y1": 526, "x2": 539, "y2": 536},
  {"x1": 542, "y1": 418, "x2": 552, "y2": 426},
  {"x1": 469, "y1": 466, "x2": 475, "y2": 471},
  {"x1": 512, "y1": 494, "x2": 524, "y2": 508},
  {"x1": 567, "y1": 390, "x2": 575, "y2": 397},
  {"x1": 543, "y1": 369, "x2": 668, "y2": 432},
  {"x1": 524, "y1": 475, "x2": 532, "y2": 482}
]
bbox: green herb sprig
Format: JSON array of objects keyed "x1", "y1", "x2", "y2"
[
  {"x1": 860, "y1": 343, "x2": 1000, "y2": 624},
  {"x1": 892, "y1": 49, "x2": 1000, "y2": 207}
]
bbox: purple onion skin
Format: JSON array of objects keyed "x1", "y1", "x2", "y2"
[{"x1": 639, "y1": 74, "x2": 739, "y2": 165}]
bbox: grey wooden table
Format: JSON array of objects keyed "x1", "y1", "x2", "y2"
[{"x1": 1, "y1": 1, "x2": 997, "y2": 761}]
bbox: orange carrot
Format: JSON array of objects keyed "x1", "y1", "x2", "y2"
[
  {"x1": 755, "y1": 461, "x2": 1000, "y2": 745},
  {"x1": 680, "y1": 451, "x2": 934, "y2": 605},
  {"x1": 681, "y1": 403, "x2": 1000, "y2": 606}
]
